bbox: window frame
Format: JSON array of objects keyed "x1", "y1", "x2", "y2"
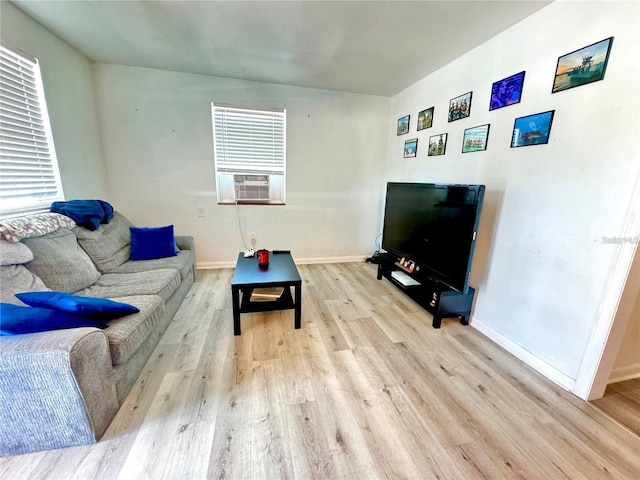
[
  {"x1": 211, "y1": 102, "x2": 286, "y2": 205},
  {"x1": 0, "y1": 42, "x2": 64, "y2": 219}
]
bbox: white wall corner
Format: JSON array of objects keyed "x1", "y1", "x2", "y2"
[
  {"x1": 471, "y1": 315, "x2": 576, "y2": 393},
  {"x1": 607, "y1": 363, "x2": 640, "y2": 385},
  {"x1": 573, "y1": 178, "x2": 640, "y2": 401}
]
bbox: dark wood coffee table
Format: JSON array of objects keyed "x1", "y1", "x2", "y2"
[{"x1": 231, "y1": 251, "x2": 302, "y2": 335}]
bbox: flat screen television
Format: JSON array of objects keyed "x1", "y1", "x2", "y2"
[{"x1": 382, "y1": 182, "x2": 485, "y2": 294}]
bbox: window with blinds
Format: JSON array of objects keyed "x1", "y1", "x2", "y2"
[
  {"x1": 0, "y1": 44, "x2": 64, "y2": 218},
  {"x1": 212, "y1": 103, "x2": 286, "y2": 204}
]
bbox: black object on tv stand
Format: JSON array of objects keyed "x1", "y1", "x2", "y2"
[{"x1": 376, "y1": 253, "x2": 475, "y2": 329}]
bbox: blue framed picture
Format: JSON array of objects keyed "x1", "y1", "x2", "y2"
[
  {"x1": 404, "y1": 138, "x2": 418, "y2": 157},
  {"x1": 397, "y1": 115, "x2": 410, "y2": 135},
  {"x1": 511, "y1": 110, "x2": 555, "y2": 148},
  {"x1": 489, "y1": 71, "x2": 525, "y2": 111}
]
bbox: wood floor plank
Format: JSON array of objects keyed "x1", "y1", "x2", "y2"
[
  {"x1": 2, "y1": 263, "x2": 639, "y2": 480},
  {"x1": 592, "y1": 378, "x2": 640, "y2": 435}
]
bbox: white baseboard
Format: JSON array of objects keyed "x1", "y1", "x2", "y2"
[
  {"x1": 197, "y1": 261, "x2": 236, "y2": 269},
  {"x1": 608, "y1": 363, "x2": 640, "y2": 384},
  {"x1": 471, "y1": 316, "x2": 576, "y2": 392},
  {"x1": 197, "y1": 255, "x2": 368, "y2": 270}
]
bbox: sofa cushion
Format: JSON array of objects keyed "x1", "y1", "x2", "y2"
[
  {"x1": 108, "y1": 250, "x2": 194, "y2": 281},
  {"x1": 0, "y1": 213, "x2": 76, "y2": 243},
  {"x1": 16, "y1": 292, "x2": 140, "y2": 320},
  {"x1": 130, "y1": 225, "x2": 177, "y2": 261},
  {"x1": 76, "y1": 269, "x2": 180, "y2": 303},
  {"x1": 100, "y1": 295, "x2": 164, "y2": 365},
  {"x1": 22, "y1": 229, "x2": 100, "y2": 293},
  {"x1": 0, "y1": 265, "x2": 50, "y2": 306},
  {"x1": 0, "y1": 239, "x2": 33, "y2": 266},
  {"x1": 0, "y1": 303, "x2": 107, "y2": 336},
  {"x1": 74, "y1": 212, "x2": 133, "y2": 274}
]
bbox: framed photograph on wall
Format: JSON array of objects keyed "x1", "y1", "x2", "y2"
[
  {"x1": 448, "y1": 92, "x2": 472, "y2": 122},
  {"x1": 511, "y1": 110, "x2": 555, "y2": 148},
  {"x1": 397, "y1": 115, "x2": 410, "y2": 135},
  {"x1": 417, "y1": 107, "x2": 434, "y2": 131},
  {"x1": 428, "y1": 133, "x2": 447, "y2": 156},
  {"x1": 552, "y1": 37, "x2": 614, "y2": 93},
  {"x1": 462, "y1": 124, "x2": 490, "y2": 153},
  {"x1": 489, "y1": 71, "x2": 525, "y2": 110},
  {"x1": 403, "y1": 138, "x2": 418, "y2": 158}
]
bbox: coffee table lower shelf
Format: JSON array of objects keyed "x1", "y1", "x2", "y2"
[
  {"x1": 231, "y1": 282, "x2": 302, "y2": 335},
  {"x1": 239, "y1": 286, "x2": 295, "y2": 313}
]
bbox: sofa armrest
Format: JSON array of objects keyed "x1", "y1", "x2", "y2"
[
  {"x1": 175, "y1": 235, "x2": 194, "y2": 252},
  {"x1": 175, "y1": 235, "x2": 196, "y2": 271},
  {"x1": 0, "y1": 327, "x2": 119, "y2": 456}
]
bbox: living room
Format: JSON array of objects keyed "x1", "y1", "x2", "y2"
[{"x1": 1, "y1": 0, "x2": 639, "y2": 476}]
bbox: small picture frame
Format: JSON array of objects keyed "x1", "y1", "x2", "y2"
[
  {"x1": 428, "y1": 133, "x2": 447, "y2": 156},
  {"x1": 511, "y1": 110, "x2": 555, "y2": 148},
  {"x1": 552, "y1": 37, "x2": 613, "y2": 94},
  {"x1": 417, "y1": 107, "x2": 434, "y2": 131},
  {"x1": 397, "y1": 115, "x2": 410, "y2": 135},
  {"x1": 403, "y1": 138, "x2": 418, "y2": 158},
  {"x1": 448, "y1": 92, "x2": 472, "y2": 122},
  {"x1": 489, "y1": 71, "x2": 525, "y2": 111},
  {"x1": 462, "y1": 124, "x2": 490, "y2": 153}
]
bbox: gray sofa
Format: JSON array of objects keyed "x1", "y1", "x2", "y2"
[{"x1": 0, "y1": 212, "x2": 196, "y2": 456}]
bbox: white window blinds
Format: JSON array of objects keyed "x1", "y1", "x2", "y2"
[
  {"x1": 0, "y1": 44, "x2": 64, "y2": 217},
  {"x1": 212, "y1": 104, "x2": 286, "y2": 175}
]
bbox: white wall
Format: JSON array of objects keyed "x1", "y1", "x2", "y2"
[
  {"x1": 609, "y1": 247, "x2": 640, "y2": 383},
  {"x1": 93, "y1": 64, "x2": 389, "y2": 265},
  {"x1": 384, "y1": 1, "x2": 640, "y2": 390},
  {"x1": 0, "y1": 2, "x2": 109, "y2": 200}
]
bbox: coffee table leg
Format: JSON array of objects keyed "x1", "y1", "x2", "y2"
[
  {"x1": 294, "y1": 282, "x2": 302, "y2": 329},
  {"x1": 232, "y1": 286, "x2": 241, "y2": 335}
]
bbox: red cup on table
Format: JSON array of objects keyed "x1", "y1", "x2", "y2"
[{"x1": 257, "y1": 249, "x2": 269, "y2": 268}]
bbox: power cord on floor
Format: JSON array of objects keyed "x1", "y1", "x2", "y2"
[{"x1": 365, "y1": 233, "x2": 384, "y2": 263}]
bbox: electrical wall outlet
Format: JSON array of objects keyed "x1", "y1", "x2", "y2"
[
  {"x1": 197, "y1": 207, "x2": 205, "y2": 217},
  {"x1": 250, "y1": 232, "x2": 257, "y2": 246}
]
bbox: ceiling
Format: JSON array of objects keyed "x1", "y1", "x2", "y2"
[{"x1": 10, "y1": 0, "x2": 551, "y2": 97}]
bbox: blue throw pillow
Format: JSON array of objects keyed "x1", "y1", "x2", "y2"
[
  {"x1": 0, "y1": 303, "x2": 108, "y2": 336},
  {"x1": 16, "y1": 292, "x2": 139, "y2": 319},
  {"x1": 130, "y1": 225, "x2": 177, "y2": 261}
]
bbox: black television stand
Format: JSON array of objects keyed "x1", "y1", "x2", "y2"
[{"x1": 376, "y1": 254, "x2": 475, "y2": 329}]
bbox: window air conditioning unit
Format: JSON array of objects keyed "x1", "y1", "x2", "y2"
[{"x1": 234, "y1": 174, "x2": 270, "y2": 202}]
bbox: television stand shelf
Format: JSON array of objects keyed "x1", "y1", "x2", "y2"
[{"x1": 377, "y1": 254, "x2": 475, "y2": 329}]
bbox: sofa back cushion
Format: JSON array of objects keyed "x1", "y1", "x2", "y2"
[
  {"x1": 22, "y1": 229, "x2": 100, "y2": 293},
  {"x1": 0, "y1": 265, "x2": 50, "y2": 305},
  {"x1": 0, "y1": 239, "x2": 33, "y2": 266},
  {"x1": 74, "y1": 212, "x2": 133, "y2": 273}
]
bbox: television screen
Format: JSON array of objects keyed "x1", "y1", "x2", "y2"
[{"x1": 382, "y1": 183, "x2": 485, "y2": 293}]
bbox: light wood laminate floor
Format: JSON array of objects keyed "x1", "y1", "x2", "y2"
[
  {"x1": 592, "y1": 379, "x2": 640, "y2": 436},
  {"x1": 1, "y1": 263, "x2": 638, "y2": 479}
]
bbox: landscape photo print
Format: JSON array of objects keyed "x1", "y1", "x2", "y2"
[
  {"x1": 462, "y1": 124, "x2": 490, "y2": 153},
  {"x1": 552, "y1": 37, "x2": 613, "y2": 93},
  {"x1": 511, "y1": 110, "x2": 555, "y2": 148}
]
